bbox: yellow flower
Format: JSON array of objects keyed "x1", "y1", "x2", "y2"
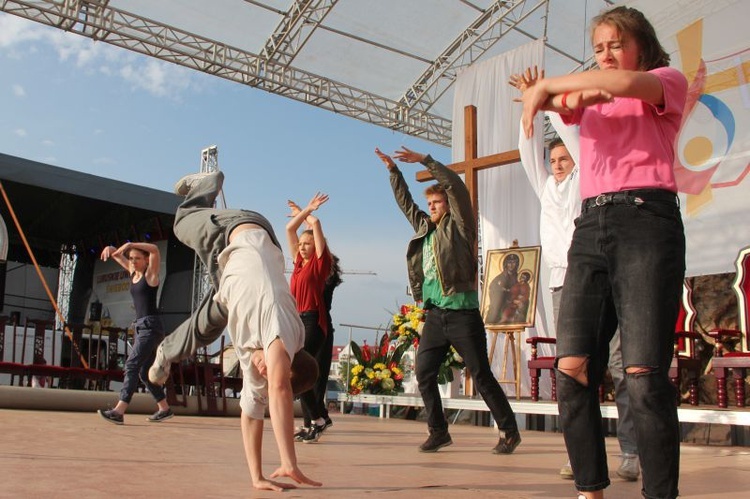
[
  {"x1": 352, "y1": 364, "x2": 364, "y2": 375},
  {"x1": 367, "y1": 370, "x2": 375, "y2": 379},
  {"x1": 373, "y1": 363, "x2": 387, "y2": 371},
  {"x1": 350, "y1": 376, "x2": 359, "y2": 387}
]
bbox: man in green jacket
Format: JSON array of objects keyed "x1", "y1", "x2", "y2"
[{"x1": 375, "y1": 147, "x2": 521, "y2": 454}]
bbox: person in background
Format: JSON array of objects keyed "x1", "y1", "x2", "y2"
[
  {"x1": 286, "y1": 194, "x2": 333, "y2": 444},
  {"x1": 517, "y1": 6, "x2": 688, "y2": 498},
  {"x1": 97, "y1": 241, "x2": 172, "y2": 424}
]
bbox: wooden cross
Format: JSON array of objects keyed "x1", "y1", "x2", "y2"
[{"x1": 416, "y1": 105, "x2": 521, "y2": 227}]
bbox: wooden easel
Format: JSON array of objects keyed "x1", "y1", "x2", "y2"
[{"x1": 488, "y1": 328, "x2": 523, "y2": 400}]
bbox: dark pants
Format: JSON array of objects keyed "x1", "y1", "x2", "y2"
[
  {"x1": 417, "y1": 307, "x2": 517, "y2": 433},
  {"x1": 313, "y1": 320, "x2": 335, "y2": 422},
  {"x1": 556, "y1": 191, "x2": 684, "y2": 498},
  {"x1": 299, "y1": 312, "x2": 326, "y2": 424},
  {"x1": 120, "y1": 315, "x2": 166, "y2": 403}
]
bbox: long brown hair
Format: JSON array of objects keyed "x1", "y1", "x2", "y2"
[{"x1": 591, "y1": 6, "x2": 670, "y2": 71}]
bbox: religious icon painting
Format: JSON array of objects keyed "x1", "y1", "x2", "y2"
[{"x1": 480, "y1": 245, "x2": 541, "y2": 330}]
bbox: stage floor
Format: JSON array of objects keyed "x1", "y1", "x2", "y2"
[{"x1": 1, "y1": 409, "x2": 748, "y2": 498}]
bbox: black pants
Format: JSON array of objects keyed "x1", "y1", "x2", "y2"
[
  {"x1": 299, "y1": 312, "x2": 326, "y2": 424},
  {"x1": 417, "y1": 307, "x2": 517, "y2": 432}
]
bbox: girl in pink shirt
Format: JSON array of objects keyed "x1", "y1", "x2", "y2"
[{"x1": 517, "y1": 7, "x2": 687, "y2": 499}]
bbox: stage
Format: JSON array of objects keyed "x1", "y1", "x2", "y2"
[{"x1": 1, "y1": 409, "x2": 748, "y2": 498}]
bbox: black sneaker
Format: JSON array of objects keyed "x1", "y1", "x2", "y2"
[
  {"x1": 302, "y1": 424, "x2": 325, "y2": 444},
  {"x1": 98, "y1": 409, "x2": 124, "y2": 425},
  {"x1": 419, "y1": 429, "x2": 452, "y2": 452},
  {"x1": 294, "y1": 426, "x2": 310, "y2": 442},
  {"x1": 322, "y1": 417, "x2": 333, "y2": 432},
  {"x1": 147, "y1": 408, "x2": 174, "y2": 422},
  {"x1": 492, "y1": 430, "x2": 522, "y2": 454}
]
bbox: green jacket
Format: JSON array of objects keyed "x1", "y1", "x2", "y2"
[{"x1": 390, "y1": 155, "x2": 478, "y2": 302}]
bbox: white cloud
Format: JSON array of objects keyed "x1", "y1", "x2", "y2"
[
  {"x1": 119, "y1": 59, "x2": 193, "y2": 98},
  {"x1": 14, "y1": 128, "x2": 27, "y2": 137},
  {"x1": 12, "y1": 84, "x2": 25, "y2": 97},
  {"x1": 41, "y1": 139, "x2": 54, "y2": 146},
  {"x1": 1, "y1": 14, "x2": 200, "y2": 99},
  {"x1": 0, "y1": 15, "x2": 46, "y2": 47}
]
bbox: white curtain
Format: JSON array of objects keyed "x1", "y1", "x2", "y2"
[{"x1": 452, "y1": 39, "x2": 552, "y2": 398}]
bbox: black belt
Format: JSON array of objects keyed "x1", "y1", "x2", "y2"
[
  {"x1": 582, "y1": 189, "x2": 678, "y2": 211},
  {"x1": 300, "y1": 311, "x2": 319, "y2": 318}
]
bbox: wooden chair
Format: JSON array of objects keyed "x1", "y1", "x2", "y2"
[
  {"x1": 59, "y1": 322, "x2": 99, "y2": 389},
  {"x1": 179, "y1": 337, "x2": 227, "y2": 416},
  {"x1": 25, "y1": 318, "x2": 68, "y2": 387},
  {"x1": 708, "y1": 246, "x2": 750, "y2": 408},
  {"x1": 0, "y1": 315, "x2": 28, "y2": 385},
  {"x1": 98, "y1": 326, "x2": 127, "y2": 390},
  {"x1": 526, "y1": 336, "x2": 557, "y2": 401},
  {"x1": 670, "y1": 281, "x2": 703, "y2": 406},
  {"x1": 194, "y1": 336, "x2": 227, "y2": 416}
]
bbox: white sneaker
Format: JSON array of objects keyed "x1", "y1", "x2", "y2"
[
  {"x1": 148, "y1": 346, "x2": 171, "y2": 386},
  {"x1": 559, "y1": 460, "x2": 574, "y2": 480},
  {"x1": 174, "y1": 173, "x2": 209, "y2": 196},
  {"x1": 616, "y1": 453, "x2": 640, "y2": 481}
]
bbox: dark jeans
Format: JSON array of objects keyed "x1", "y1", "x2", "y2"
[
  {"x1": 299, "y1": 312, "x2": 326, "y2": 424},
  {"x1": 417, "y1": 307, "x2": 517, "y2": 433},
  {"x1": 556, "y1": 191, "x2": 684, "y2": 498},
  {"x1": 120, "y1": 315, "x2": 166, "y2": 404}
]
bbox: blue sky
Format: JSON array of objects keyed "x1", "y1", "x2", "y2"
[{"x1": 0, "y1": 13, "x2": 452, "y2": 345}]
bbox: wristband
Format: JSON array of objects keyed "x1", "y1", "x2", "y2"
[{"x1": 561, "y1": 91, "x2": 571, "y2": 111}]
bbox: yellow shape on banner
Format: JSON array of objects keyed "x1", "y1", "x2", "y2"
[
  {"x1": 684, "y1": 136, "x2": 714, "y2": 167},
  {"x1": 686, "y1": 182, "x2": 714, "y2": 215}
]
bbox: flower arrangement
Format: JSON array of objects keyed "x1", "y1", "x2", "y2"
[
  {"x1": 390, "y1": 303, "x2": 464, "y2": 385},
  {"x1": 438, "y1": 345, "x2": 465, "y2": 385},
  {"x1": 346, "y1": 331, "x2": 409, "y2": 396},
  {"x1": 344, "y1": 303, "x2": 467, "y2": 397},
  {"x1": 388, "y1": 303, "x2": 424, "y2": 347}
]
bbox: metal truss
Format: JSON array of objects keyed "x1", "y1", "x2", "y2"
[
  {"x1": 260, "y1": 0, "x2": 338, "y2": 68},
  {"x1": 0, "y1": 0, "x2": 453, "y2": 145},
  {"x1": 399, "y1": 0, "x2": 549, "y2": 115},
  {"x1": 188, "y1": 145, "x2": 223, "y2": 316}
]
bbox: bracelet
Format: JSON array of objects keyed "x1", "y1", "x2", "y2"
[{"x1": 561, "y1": 91, "x2": 571, "y2": 111}]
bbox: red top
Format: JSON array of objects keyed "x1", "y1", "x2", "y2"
[{"x1": 291, "y1": 249, "x2": 332, "y2": 334}]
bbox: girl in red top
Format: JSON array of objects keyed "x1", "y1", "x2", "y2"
[{"x1": 286, "y1": 192, "x2": 332, "y2": 443}]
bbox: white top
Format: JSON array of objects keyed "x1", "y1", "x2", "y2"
[
  {"x1": 518, "y1": 112, "x2": 581, "y2": 289},
  {"x1": 215, "y1": 229, "x2": 304, "y2": 419}
]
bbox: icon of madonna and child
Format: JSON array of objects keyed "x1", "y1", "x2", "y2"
[{"x1": 481, "y1": 246, "x2": 541, "y2": 330}]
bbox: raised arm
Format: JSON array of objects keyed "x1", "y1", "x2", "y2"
[
  {"x1": 377, "y1": 147, "x2": 430, "y2": 234},
  {"x1": 112, "y1": 242, "x2": 161, "y2": 286},
  {"x1": 394, "y1": 146, "x2": 475, "y2": 240},
  {"x1": 521, "y1": 69, "x2": 665, "y2": 137},
  {"x1": 100, "y1": 245, "x2": 129, "y2": 272},
  {"x1": 286, "y1": 193, "x2": 329, "y2": 258}
]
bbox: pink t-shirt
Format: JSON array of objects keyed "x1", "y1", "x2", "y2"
[{"x1": 562, "y1": 67, "x2": 688, "y2": 199}]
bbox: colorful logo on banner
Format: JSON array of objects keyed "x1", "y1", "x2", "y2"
[{"x1": 673, "y1": 19, "x2": 750, "y2": 215}]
